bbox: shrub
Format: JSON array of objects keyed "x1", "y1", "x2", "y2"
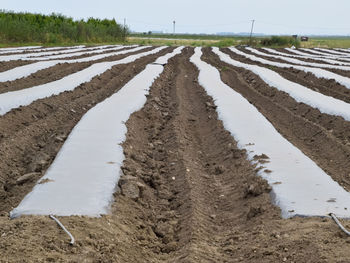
[
  {"x1": 259, "y1": 36, "x2": 300, "y2": 48},
  {"x1": 0, "y1": 10, "x2": 128, "y2": 44},
  {"x1": 216, "y1": 38, "x2": 236, "y2": 48}
]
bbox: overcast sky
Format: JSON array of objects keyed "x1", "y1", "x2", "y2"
[{"x1": 2, "y1": 0, "x2": 350, "y2": 35}]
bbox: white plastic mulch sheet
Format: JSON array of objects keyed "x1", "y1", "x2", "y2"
[
  {"x1": 244, "y1": 47, "x2": 350, "y2": 70},
  {"x1": 0, "y1": 45, "x2": 143, "y2": 82},
  {"x1": 10, "y1": 46, "x2": 184, "y2": 217},
  {"x1": 0, "y1": 46, "x2": 41, "y2": 51},
  {"x1": 314, "y1": 48, "x2": 350, "y2": 56},
  {"x1": 0, "y1": 46, "x2": 42, "y2": 54},
  {"x1": 285, "y1": 48, "x2": 350, "y2": 61},
  {"x1": 261, "y1": 48, "x2": 350, "y2": 66},
  {"x1": 0, "y1": 45, "x2": 90, "y2": 61},
  {"x1": 0, "y1": 46, "x2": 165, "y2": 115},
  {"x1": 191, "y1": 47, "x2": 350, "y2": 218},
  {"x1": 64, "y1": 45, "x2": 142, "y2": 63},
  {"x1": 289, "y1": 48, "x2": 350, "y2": 63},
  {"x1": 32, "y1": 45, "x2": 125, "y2": 60},
  {"x1": 0, "y1": 61, "x2": 62, "y2": 82},
  {"x1": 16, "y1": 45, "x2": 86, "y2": 54},
  {"x1": 229, "y1": 47, "x2": 350, "y2": 91},
  {"x1": 335, "y1": 48, "x2": 350, "y2": 54},
  {"x1": 298, "y1": 48, "x2": 350, "y2": 59}
]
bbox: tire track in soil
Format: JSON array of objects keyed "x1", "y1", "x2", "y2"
[
  {"x1": 112, "y1": 47, "x2": 322, "y2": 262},
  {"x1": 0, "y1": 47, "x2": 173, "y2": 213},
  {"x1": 202, "y1": 47, "x2": 350, "y2": 193},
  {"x1": 0, "y1": 46, "x2": 153, "y2": 94},
  {"x1": 0, "y1": 47, "x2": 344, "y2": 263}
]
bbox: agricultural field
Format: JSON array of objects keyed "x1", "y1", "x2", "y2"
[
  {"x1": 128, "y1": 34, "x2": 350, "y2": 48},
  {"x1": 1, "y1": 44, "x2": 350, "y2": 262}
]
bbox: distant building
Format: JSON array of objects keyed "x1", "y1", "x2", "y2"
[{"x1": 301, "y1": 36, "x2": 309, "y2": 41}]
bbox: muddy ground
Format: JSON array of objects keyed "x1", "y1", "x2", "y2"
[{"x1": 1, "y1": 47, "x2": 350, "y2": 262}]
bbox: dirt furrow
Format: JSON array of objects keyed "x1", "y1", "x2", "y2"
[
  {"x1": 0, "y1": 46, "x2": 153, "y2": 94},
  {"x1": 244, "y1": 50, "x2": 350, "y2": 103},
  {"x1": 234, "y1": 47, "x2": 350, "y2": 79},
  {"x1": 110, "y1": 46, "x2": 278, "y2": 262},
  {"x1": 1, "y1": 47, "x2": 350, "y2": 263},
  {"x1": 47, "y1": 46, "x2": 134, "y2": 60},
  {"x1": 255, "y1": 48, "x2": 338, "y2": 65},
  {"x1": 0, "y1": 60, "x2": 34, "y2": 73},
  {"x1": 283, "y1": 48, "x2": 350, "y2": 64},
  {"x1": 262, "y1": 66, "x2": 350, "y2": 104},
  {"x1": 241, "y1": 47, "x2": 329, "y2": 66},
  {"x1": 202, "y1": 47, "x2": 350, "y2": 192},
  {"x1": 225, "y1": 48, "x2": 350, "y2": 104},
  {"x1": 277, "y1": 48, "x2": 325, "y2": 57},
  {"x1": 0, "y1": 47, "x2": 173, "y2": 213},
  {"x1": 107, "y1": 47, "x2": 330, "y2": 263}
]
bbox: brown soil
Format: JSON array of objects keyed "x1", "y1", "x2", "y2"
[
  {"x1": 0, "y1": 47, "x2": 108, "y2": 73},
  {"x1": 204, "y1": 47, "x2": 350, "y2": 193},
  {"x1": 0, "y1": 62, "x2": 91, "y2": 94},
  {"x1": 267, "y1": 67, "x2": 350, "y2": 103},
  {"x1": 277, "y1": 48, "x2": 315, "y2": 56},
  {"x1": 237, "y1": 47, "x2": 350, "y2": 79},
  {"x1": 1, "y1": 46, "x2": 350, "y2": 262},
  {"x1": 89, "y1": 46, "x2": 155, "y2": 63},
  {"x1": 0, "y1": 46, "x2": 173, "y2": 213},
  {"x1": 0, "y1": 47, "x2": 71, "y2": 57},
  {"x1": 0, "y1": 60, "x2": 33, "y2": 73},
  {"x1": 250, "y1": 52, "x2": 350, "y2": 104},
  {"x1": 255, "y1": 48, "x2": 337, "y2": 65},
  {"x1": 227, "y1": 48, "x2": 350, "y2": 102},
  {"x1": 311, "y1": 49, "x2": 343, "y2": 56},
  {"x1": 0, "y1": 47, "x2": 154, "y2": 94},
  {"x1": 280, "y1": 48, "x2": 350, "y2": 63},
  {"x1": 48, "y1": 46, "x2": 135, "y2": 61}
]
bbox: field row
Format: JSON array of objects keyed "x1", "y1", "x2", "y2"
[{"x1": 1, "y1": 45, "x2": 350, "y2": 262}]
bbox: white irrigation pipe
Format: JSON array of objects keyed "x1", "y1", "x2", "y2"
[
  {"x1": 329, "y1": 213, "x2": 350, "y2": 236},
  {"x1": 49, "y1": 215, "x2": 75, "y2": 245}
]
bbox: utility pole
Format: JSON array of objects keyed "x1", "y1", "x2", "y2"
[
  {"x1": 249, "y1": 19, "x2": 255, "y2": 46},
  {"x1": 173, "y1": 20, "x2": 176, "y2": 35},
  {"x1": 123, "y1": 18, "x2": 126, "y2": 41}
]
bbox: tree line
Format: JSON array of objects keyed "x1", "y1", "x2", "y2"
[{"x1": 0, "y1": 10, "x2": 128, "y2": 44}]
